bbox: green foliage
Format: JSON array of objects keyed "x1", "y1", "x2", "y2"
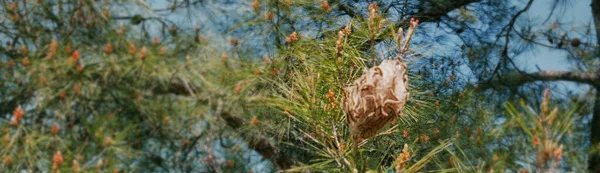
[{"x1": 0, "y1": 0, "x2": 595, "y2": 172}]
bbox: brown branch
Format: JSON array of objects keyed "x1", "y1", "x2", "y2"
[
  {"x1": 413, "y1": 0, "x2": 482, "y2": 23},
  {"x1": 336, "y1": 2, "x2": 362, "y2": 19},
  {"x1": 215, "y1": 100, "x2": 295, "y2": 170},
  {"x1": 157, "y1": 82, "x2": 295, "y2": 170},
  {"x1": 490, "y1": 0, "x2": 535, "y2": 81},
  {"x1": 154, "y1": 79, "x2": 199, "y2": 96},
  {"x1": 367, "y1": 0, "x2": 483, "y2": 47},
  {"x1": 478, "y1": 70, "x2": 600, "y2": 90}
]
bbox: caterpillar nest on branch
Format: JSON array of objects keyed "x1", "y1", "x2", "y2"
[{"x1": 342, "y1": 18, "x2": 418, "y2": 144}]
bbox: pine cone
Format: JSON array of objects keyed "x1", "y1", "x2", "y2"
[{"x1": 343, "y1": 59, "x2": 409, "y2": 143}]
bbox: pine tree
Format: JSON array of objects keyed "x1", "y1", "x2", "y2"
[{"x1": 0, "y1": 0, "x2": 597, "y2": 172}]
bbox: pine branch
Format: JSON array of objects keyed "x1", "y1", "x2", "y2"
[
  {"x1": 159, "y1": 81, "x2": 295, "y2": 170},
  {"x1": 215, "y1": 100, "x2": 295, "y2": 170},
  {"x1": 478, "y1": 70, "x2": 600, "y2": 90},
  {"x1": 414, "y1": 0, "x2": 482, "y2": 23},
  {"x1": 364, "y1": 0, "x2": 482, "y2": 49}
]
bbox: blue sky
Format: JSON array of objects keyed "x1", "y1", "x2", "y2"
[
  {"x1": 519, "y1": 0, "x2": 592, "y2": 71},
  {"x1": 516, "y1": 0, "x2": 594, "y2": 94}
]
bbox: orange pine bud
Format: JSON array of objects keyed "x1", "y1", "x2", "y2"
[
  {"x1": 105, "y1": 43, "x2": 113, "y2": 54},
  {"x1": 6, "y1": 59, "x2": 15, "y2": 67},
  {"x1": 266, "y1": 11, "x2": 273, "y2": 20},
  {"x1": 229, "y1": 38, "x2": 239, "y2": 46},
  {"x1": 59, "y1": 92, "x2": 67, "y2": 100},
  {"x1": 11, "y1": 106, "x2": 24, "y2": 126},
  {"x1": 252, "y1": 0, "x2": 259, "y2": 12},
  {"x1": 39, "y1": 77, "x2": 47, "y2": 86},
  {"x1": 285, "y1": 31, "x2": 298, "y2": 43},
  {"x1": 129, "y1": 44, "x2": 136, "y2": 54},
  {"x1": 105, "y1": 137, "x2": 113, "y2": 145},
  {"x1": 47, "y1": 40, "x2": 58, "y2": 59},
  {"x1": 221, "y1": 52, "x2": 228, "y2": 61},
  {"x1": 395, "y1": 144, "x2": 410, "y2": 171},
  {"x1": 70, "y1": 51, "x2": 80, "y2": 64},
  {"x1": 21, "y1": 57, "x2": 30, "y2": 67},
  {"x1": 419, "y1": 134, "x2": 430, "y2": 143},
  {"x1": 343, "y1": 25, "x2": 352, "y2": 35},
  {"x1": 432, "y1": 128, "x2": 440, "y2": 137},
  {"x1": 10, "y1": 13, "x2": 18, "y2": 21},
  {"x1": 182, "y1": 139, "x2": 190, "y2": 146},
  {"x1": 326, "y1": 89, "x2": 335, "y2": 101},
  {"x1": 283, "y1": 108, "x2": 292, "y2": 116},
  {"x1": 20, "y1": 45, "x2": 27, "y2": 54},
  {"x1": 254, "y1": 68, "x2": 262, "y2": 76},
  {"x1": 74, "y1": 85, "x2": 81, "y2": 95},
  {"x1": 53, "y1": 151, "x2": 63, "y2": 167},
  {"x1": 3, "y1": 156, "x2": 12, "y2": 166},
  {"x1": 139, "y1": 47, "x2": 147, "y2": 60},
  {"x1": 8, "y1": 3, "x2": 16, "y2": 11},
  {"x1": 251, "y1": 116, "x2": 259, "y2": 125},
  {"x1": 320, "y1": 1, "x2": 330, "y2": 12},
  {"x1": 72, "y1": 160, "x2": 80, "y2": 172},
  {"x1": 51, "y1": 124, "x2": 59, "y2": 135},
  {"x1": 554, "y1": 145, "x2": 563, "y2": 162},
  {"x1": 76, "y1": 64, "x2": 84, "y2": 72},
  {"x1": 234, "y1": 83, "x2": 242, "y2": 94},
  {"x1": 159, "y1": 47, "x2": 166, "y2": 55}
]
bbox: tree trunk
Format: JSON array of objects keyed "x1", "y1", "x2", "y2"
[
  {"x1": 591, "y1": 0, "x2": 600, "y2": 172},
  {"x1": 592, "y1": 0, "x2": 600, "y2": 46},
  {"x1": 591, "y1": 88, "x2": 600, "y2": 173}
]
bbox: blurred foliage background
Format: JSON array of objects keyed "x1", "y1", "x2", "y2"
[{"x1": 0, "y1": 0, "x2": 598, "y2": 172}]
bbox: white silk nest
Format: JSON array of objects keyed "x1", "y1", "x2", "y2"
[{"x1": 343, "y1": 59, "x2": 409, "y2": 142}]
